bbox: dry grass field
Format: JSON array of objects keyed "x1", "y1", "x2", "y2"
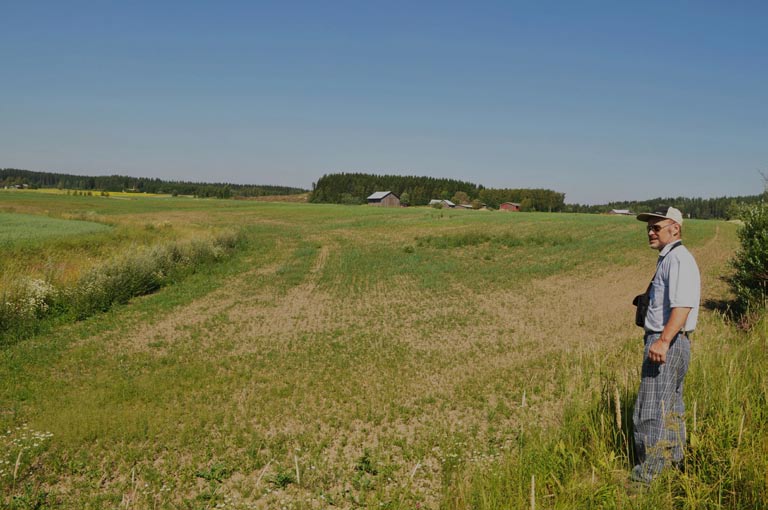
[{"x1": 1, "y1": 190, "x2": 752, "y2": 509}]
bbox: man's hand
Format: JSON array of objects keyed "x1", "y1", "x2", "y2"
[
  {"x1": 649, "y1": 307, "x2": 692, "y2": 364},
  {"x1": 648, "y1": 338, "x2": 670, "y2": 364}
]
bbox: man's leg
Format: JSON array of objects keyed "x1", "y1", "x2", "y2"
[{"x1": 632, "y1": 333, "x2": 690, "y2": 482}]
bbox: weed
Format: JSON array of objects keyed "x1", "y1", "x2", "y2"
[
  {"x1": 269, "y1": 468, "x2": 296, "y2": 488},
  {"x1": 7, "y1": 486, "x2": 49, "y2": 510},
  {"x1": 195, "y1": 463, "x2": 231, "y2": 483},
  {"x1": 355, "y1": 450, "x2": 378, "y2": 475}
]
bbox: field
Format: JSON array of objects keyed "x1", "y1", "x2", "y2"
[{"x1": 0, "y1": 190, "x2": 764, "y2": 509}]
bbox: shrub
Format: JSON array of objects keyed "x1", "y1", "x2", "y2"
[
  {"x1": 727, "y1": 202, "x2": 768, "y2": 319},
  {"x1": 66, "y1": 250, "x2": 165, "y2": 318},
  {"x1": 340, "y1": 193, "x2": 363, "y2": 205}
]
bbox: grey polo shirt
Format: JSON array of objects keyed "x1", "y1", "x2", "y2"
[{"x1": 644, "y1": 240, "x2": 701, "y2": 333}]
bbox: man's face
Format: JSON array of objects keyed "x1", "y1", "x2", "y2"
[{"x1": 647, "y1": 218, "x2": 678, "y2": 250}]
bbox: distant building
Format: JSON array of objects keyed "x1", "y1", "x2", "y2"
[
  {"x1": 608, "y1": 209, "x2": 633, "y2": 215},
  {"x1": 429, "y1": 199, "x2": 455, "y2": 208},
  {"x1": 367, "y1": 191, "x2": 401, "y2": 207},
  {"x1": 456, "y1": 203, "x2": 488, "y2": 210},
  {"x1": 500, "y1": 202, "x2": 521, "y2": 212}
]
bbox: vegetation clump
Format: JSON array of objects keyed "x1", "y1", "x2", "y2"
[
  {"x1": 0, "y1": 231, "x2": 242, "y2": 345},
  {"x1": 727, "y1": 201, "x2": 768, "y2": 323}
]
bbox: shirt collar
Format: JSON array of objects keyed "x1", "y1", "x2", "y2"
[{"x1": 658, "y1": 240, "x2": 682, "y2": 257}]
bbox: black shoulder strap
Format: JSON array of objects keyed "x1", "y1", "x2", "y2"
[{"x1": 644, "y1": 241, "x2": 683, "y2": 294}]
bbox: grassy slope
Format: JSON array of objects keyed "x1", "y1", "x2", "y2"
[{"x1": 0, "y1": 192, "x2": 755, "y2": 509}]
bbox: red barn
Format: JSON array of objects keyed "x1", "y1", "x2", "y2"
[{"x1": 500, "y1": 202, "x2": 521, "y2": 212}]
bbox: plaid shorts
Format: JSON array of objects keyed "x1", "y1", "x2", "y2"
[{"x1": 632, "y1": 332, "x2": 690, "y2": 482}]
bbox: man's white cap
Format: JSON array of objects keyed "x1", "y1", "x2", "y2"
[{"x1": 636, "y1": 206, "x2": 684, "y2": 225}]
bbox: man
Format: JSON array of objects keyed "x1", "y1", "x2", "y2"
[{"x1": 631, "y1": 206, "x2": 701, "y2": 483}]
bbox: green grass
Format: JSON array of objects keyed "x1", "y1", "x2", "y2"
[
  {"x1": 0, "y1": 212, "x2": 112, "y2": 245},
  {"x1": 447, "y1": 313, "x2": 767, "y2": 509},
  {"x1": 0, "y1": 190, "x2": 758, "y2": 509}
]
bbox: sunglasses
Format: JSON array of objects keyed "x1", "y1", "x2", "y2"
[{"x1": 648, "y1": 223, "x2": 675, "y2": 233}]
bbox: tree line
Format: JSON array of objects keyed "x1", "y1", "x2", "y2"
[
  {"x1": 310, "y1": 172, "x2": 566, "y2": 211},
  {"x1": 476, "y1": 188, "x2": 565, "y2": 211},
  {"x1": 0, "y1": 168, "x2": 307, "y2": 198},
  {"x1": 310, "y1": 172, "x2": 765, "y2": 218},
  {"x1": 4, "y1": 168, "x2": 761, "y2": 218},
  {"x1": 565, "y1": 195, "x2": 764, "y2": 220}
]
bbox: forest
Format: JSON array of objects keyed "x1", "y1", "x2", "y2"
[
  {"x1": 0, "y1": 168, "x2": 307, "y2": 198},
  {"x1": 565, "y1": 195, "x2": 763, "y2": 220}
]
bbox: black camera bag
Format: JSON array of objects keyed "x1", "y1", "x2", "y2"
[{"x1": 633, "y1": 292, "x2": 650, "y2": 327}]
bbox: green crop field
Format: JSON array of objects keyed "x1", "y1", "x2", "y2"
[
  {"x1": 0, "y1": 190, "x2": 764, "y2": 509},
  {"x1": 0, "y1": 213, "x2": 113, "y2": 246}
]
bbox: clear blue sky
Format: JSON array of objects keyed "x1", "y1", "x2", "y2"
[{"x1": 1, "y1": 1, "x2": 766, "y2": 204}]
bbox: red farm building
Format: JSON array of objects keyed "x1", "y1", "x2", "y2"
[{"x1": 500, "y1": 202, "x2": 521, "y2": 212}]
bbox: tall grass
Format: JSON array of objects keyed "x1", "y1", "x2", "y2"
[
  {"x1": 0, "y1": 230, "x2": 243, "y2": 345},
  {"x1": 446, "y1": 312, "x2": 768, "y2": 509}
]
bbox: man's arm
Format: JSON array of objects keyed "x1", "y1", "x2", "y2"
[{"x1": 648, "y1": 307, "x2": 692, "y2": 364}]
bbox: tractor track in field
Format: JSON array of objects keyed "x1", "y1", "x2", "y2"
[{"x1": 102, "y1": 242, "x2": 335, "y2": 355}]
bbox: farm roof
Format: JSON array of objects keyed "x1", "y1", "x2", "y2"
[{"x1": 367, "y1": 191, "x2": 394, "y2": 200}]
